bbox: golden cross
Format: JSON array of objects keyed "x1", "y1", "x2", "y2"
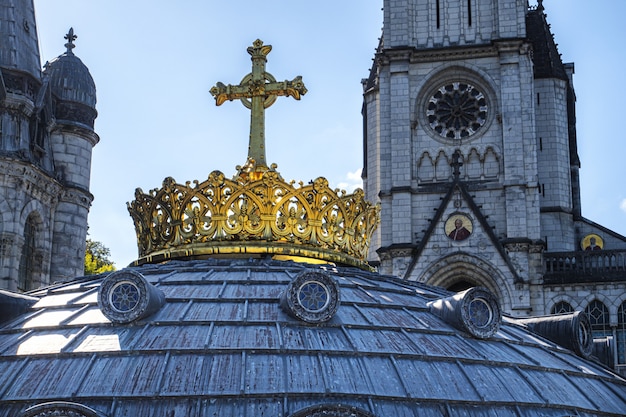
[{"x1": 210, "y1": 39, "x2": 307, "y2": 172}]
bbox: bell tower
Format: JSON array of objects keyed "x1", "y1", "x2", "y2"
[{"x1": 364, "y1": 0, "x2": 546, "y2": 315}]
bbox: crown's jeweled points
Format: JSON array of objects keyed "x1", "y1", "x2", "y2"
[{"x1": 128, "y1": 40, "x2": 379, "y2": 269}]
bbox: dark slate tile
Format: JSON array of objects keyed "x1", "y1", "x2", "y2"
[
  {"x1": 208, "y1": 324, "x2": 279, "y2": 350},
  {"x1": 465, "y1": 338, "x2": 543, "y2": 366},
  {"x1": 148, "y1": 301, "x2": 188, "y2": 322},
  {"x1": 338, "y1": 286, "x2": 383, "y2": 304},
  {"x1": 77, "y1": 353, "x2": 167, "y2": 396},
  {"x1": 111, "y1": 398, "x2": 198, "y2": 417},
  {"x1": 244, "y1": 353, "x2": 285, "y2": 394},
  {"x1": 129, "y1": 324, "x2": 210, "y2": 350},
  {"x1": 404, "y1": 333, "x2": 483, "y2": 360},
  {"x1": 0, "y1": 357, "x2": 27, "y2": 396},
  {"x1": 220, "y1": 283, "x2": 285, "y2": 299},
  {"x1": 362, "y1": 356, "x2": 407, "y2": 397},
  {"x1": 246, "y1": 300, "x2": 281, "y2": 322},
  {"x1": 449, "y1": 405, "x2": 520, "y2": 417},
  {"x1": 71, "y1": 326, "x2": 135, "y2": 352},
  {"x1": 160, "y1": 353, "x2": 242, "y2": 396},
  {"x1": 394, "y1": 359, "x2": 482, "y2": 401},
  {"x1": 182, "y1": 301, "x2": 245, "y2": 322},
  {"x1": 567, "y1": 374, "x2": 626, "y2": 414},
  {"x1": 160, "y1": 283, "x2": 225, "y2": 299},
  {"x1": 360, "y1": 306, "x2": 431, "y2": 328},
  {"x1": 372, "y1": 401, "x2": 445, "y2": 417},
  {"x1": 3, "y1": 355, "x2": 92, "y2": 400},
  {"x1": 504, "y1": 342, "x2": 581, "y2": 370},
  {"x1": 281, "y1": 326, "x2": 353, "y2": 352},
  {"x1": 519, "y1": 367, "x2": 598, "y2": 410},
  {"x1": 335, "y1": 304, "x2": 370, "y2": 326},
  {"x1": 461, "y1": 363, "x2": 544, "y2": 404},
  {"x1": 318, "y1": 355, "x2": 372, "y2": 394},
  {"x1": 283, "y1": 354, "x2": 326, "y2": 393},
  {"x1": 345, "y1": 328, "x2": 421, "y2": 354}
]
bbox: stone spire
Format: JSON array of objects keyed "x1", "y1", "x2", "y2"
[{"x1": 0, "y1": 0, "x2": 42, "y2": 81}]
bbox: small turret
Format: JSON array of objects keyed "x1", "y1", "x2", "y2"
[
  {"x1": 43, "y1": 28, "x2": 97, "y2": 129},
  {"x1": 44, "y1": 29, "x2": 99, "y2": 282}
]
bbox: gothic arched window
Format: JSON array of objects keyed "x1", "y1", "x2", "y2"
[
  {"x1": 584, "y1": 300, "x2": 611, "y2": 339},
  {"x1": 550, "y1": 301, "x2": 574, "y2": 315},
  {"x1": 617, "y1": 302, "x2": 626, "y2": 365},
  {"x1": 18, "y1": 214, "x2": 38, "y2": 291}
]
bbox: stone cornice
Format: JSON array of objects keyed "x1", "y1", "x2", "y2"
[
  {"x1": 378, "y1": 39, "x2": 531, "y2": 66},
  {"x1": 50, "y1": 122, "x2": 100, "y2": 147},
  {"x1": 0, "y1": 158, "x2": 62, "y2": 205},
  {"x1": 58, "y1": 186, "x2": 94, "y2": 209},
  {"x1": 379, "y1": 44, "x2": 499, "y2": 65}
]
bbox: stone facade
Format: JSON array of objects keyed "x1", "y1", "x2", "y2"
[
  {"x1": 364, "y1": 0, "x2": 626, "y2": 372},
  {"x1": 0, "y1": 0, "x2": 98, "y2": 290}
]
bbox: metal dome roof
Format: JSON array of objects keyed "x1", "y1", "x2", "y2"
[
  {"x1": 43, "y1": 28, "x2": 97, "y2": 126},
  {"x1": 0, "y1": 257, "x2": 624, "y2": 416},
  {"x1": 45, "y1": 52, "x2": 96, "y2": 108}
]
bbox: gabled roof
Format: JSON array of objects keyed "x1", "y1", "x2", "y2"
[{"x1": 403, "y1": 179, "x2": 523, "y2": 283}]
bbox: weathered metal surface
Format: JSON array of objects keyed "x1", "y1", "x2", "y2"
[{"x1": 0, "y1": 258, "x2": 625, "y2": 416}]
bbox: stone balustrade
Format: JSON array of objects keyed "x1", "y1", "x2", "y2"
[{"x1": 544, "y1": 250, "x2": 626, "y2": 284}]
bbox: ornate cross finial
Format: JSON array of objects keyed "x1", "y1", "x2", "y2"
[
  {"x1": 210, "y1": 39, "x2": 307, "y2": 175},
  {"x1": 64, "y1": 27, "x2": 77, "y2": 54},
  {"x1": 451, "y1": 150, "x2": 463, "y2": 179}
]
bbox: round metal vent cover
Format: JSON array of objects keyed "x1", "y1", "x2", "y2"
[
  {"x1": 460, "y1": 287, "x2": 501, "y2": 338},
  {"x1": 429, "y1": 286, "x2": 501, "y2": 339},
  {"x1": 98, "y1": 269, "x2": 164, "y2": 324},
  {"x1": 280, "y1": 270, "x2": 340, "y2": 323},
  {"x1": 21, "y1": 401, "x2": 104, "y2": 417}
]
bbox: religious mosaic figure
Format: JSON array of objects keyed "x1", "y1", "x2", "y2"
[
  {"x1": 581, "y1": 234, "x2": 603, "y2": 251},
  {"x1": 446, "y1": 214, "x2": 472, "y2": 241}
]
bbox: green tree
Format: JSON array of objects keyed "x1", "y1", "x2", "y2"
[{"x1": 84, "y1": 238, "x2": 116, "y2": 275}]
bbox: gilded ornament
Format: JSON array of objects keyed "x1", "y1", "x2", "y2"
[
  {"x1": 128, "y1": 169, "x2": 379, "y2": 269},
  {"x1": 128, "y1": 39, "x2": 379, "y2": 269}
]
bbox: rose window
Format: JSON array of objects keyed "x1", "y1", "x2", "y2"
[
  {"x1": 427, "y1": 82, "x2": 488, "y2": 140},
  {"x1": 110, "y1": 281, "x2": 141, "y2": 313},
  {"x1": 297, "y1": 281, "x2": 330, "y2": 312},
  {"x1": 280, "y1": 270, "x2": 340, "y2": 323},
  {"x1": 468, "y1": 297, "x2": 493, "y2": 329}
]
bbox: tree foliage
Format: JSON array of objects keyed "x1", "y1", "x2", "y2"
[{"x1": 84, "y1": 238, "x2": 116, "y2": 275}]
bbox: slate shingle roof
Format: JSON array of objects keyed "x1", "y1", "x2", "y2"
[{"x1": 0, "y1": 258, "x2": 625, "y2": 416}]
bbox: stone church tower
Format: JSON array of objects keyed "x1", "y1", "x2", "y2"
[
  {"x1": 363, "y1": 0, "x2": 626, "y2": 328},
  {"x1": 0, "y1": 0, "x2": 98, "y2": 291}
]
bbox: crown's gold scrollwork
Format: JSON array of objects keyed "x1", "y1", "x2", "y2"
[
  {"x1": 127, "y1": 168, "x2": 380, "y2": 269},
  {"x1": 128, "y1": 39, "x2": 379, "y2": 269},
  {"x1": 209, "y1": 39, "x2": 307, "y2": 174}
]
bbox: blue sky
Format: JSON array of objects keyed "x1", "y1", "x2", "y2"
[{"x1": 33, "y1": 1, "x2": 626, "y2": 268}]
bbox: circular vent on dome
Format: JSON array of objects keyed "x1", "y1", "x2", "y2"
[
  {"x1": 515, "y1": 310, "x2": 594, "y2": 358},
  {"x1": 428, "y1": 287, "x2": 501, "y2": 339},
  {"x1": 280, "y1": 270, "x2": 340, "y2": 323},
  {"x1": 289, "y1": 404, "x2": 375, "y2": 417},
  {"x1": 98, "y1": 269, "x2": 165, "y2": 324},
  {"x1": 21, "y1": 401, "x2": 104, "y2": 417}
]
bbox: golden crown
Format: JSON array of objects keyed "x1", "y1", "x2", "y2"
[
  {"x1": 127, "y1": 163, "x2": 379, "y2": 269},
  {"x1": 127, "y1": 39, "x2": 379, "y2": 269}
]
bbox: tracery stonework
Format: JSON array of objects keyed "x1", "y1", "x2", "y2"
[{"x1": 426, "y1": 82, "x2": 488, "y2": 140}]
